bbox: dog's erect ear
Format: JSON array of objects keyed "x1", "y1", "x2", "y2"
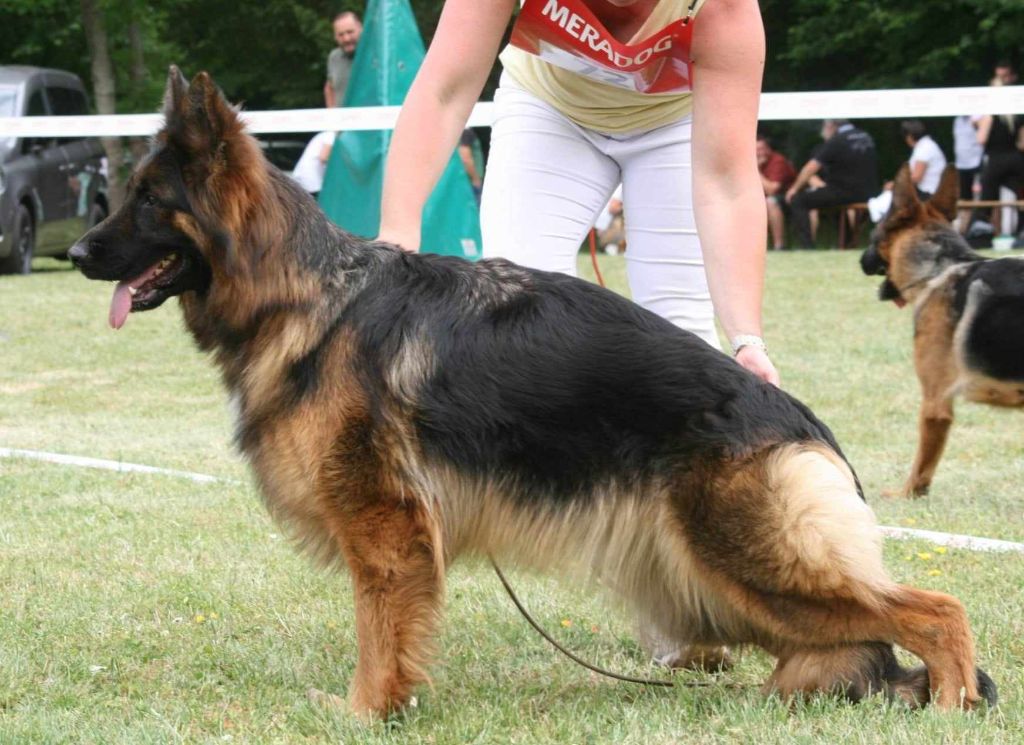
[
  {"x1": 927, "y1": 165, "x2": 960, "y2": 222},
  {"x1": 891, "y1": 163, "x2": 921, "y2": 214},
  {"x1": 186, "y1": 72, "x2": 239, "y2": 148},
  {"x1": 161, "y1": 70, "x2": 240, "y2": 159},
  {"x1": 162, "y1": 65, "x2": 190, "y2": 120}
]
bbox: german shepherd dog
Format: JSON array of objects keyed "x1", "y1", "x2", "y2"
[
  {"x1": 70, "y1": 69, "x2": 996, "y2": 718},
  {"x1": 861, "y1": 164, "x2": 1024, "y2": 498}
]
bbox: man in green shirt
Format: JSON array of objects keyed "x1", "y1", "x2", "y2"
[{"x1": 324, "y1": 11, "x2": 362, "y2": 108}]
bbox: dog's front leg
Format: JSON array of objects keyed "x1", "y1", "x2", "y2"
[
  {"x1": 903, "y1": 394, "x2": 955, "y2": 497},
  {"x1": 327, "y1": 494, "x2": 445, "y2": 719},
  {"x1": 898, "y1": 300, "x2": 959, "y2": 498},
  {"x1": 635, "y1": 620, "x2": 732, "y2": 671}
]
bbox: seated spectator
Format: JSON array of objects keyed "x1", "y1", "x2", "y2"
[
  {"x1": 785, "y1": 120, "x2": 879, "y2": 249},
  {"x1": 871, "y1": 121, "x2": 949, "y2": 221},
  {"x1": 953, "y1": 114, "x2": 984, "y2": 230},
  {"x1": 901, "y1": 119, "x2": 947, "y2": 198},
  {"x1": 756, "y1": 134, "x2": 796, "y2": 250},
  {"x1": 291, "y1": 131, "x2": 336, "y2": 197}
]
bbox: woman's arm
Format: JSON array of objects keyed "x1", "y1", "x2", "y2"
[
  {"x1": 975, "y1": 115, "x2": 993, "y2": 146},
  {"x1": 690, "y1": 0, "x2": 779, "y2": 384},
  {"x1": 909, "y1": 159, "x2": 927, "y2": 185},
  {"x1": 785, "y1": 158, "x2": 821, "y2": 202},
  {"x1": 378, "y1": 0, "x2": 516, "y2": 250}
]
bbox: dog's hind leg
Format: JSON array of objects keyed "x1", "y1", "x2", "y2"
[
  {"x1": 759, "y1": 589, "x2": 993, "y2": 710},
  {"x1": 767, "y1": 640, "x2": 996, "y2": 709},
  {"x1": 682, "y1": 443, "x2": 994, "y2": 710},
  {"x1": 766, "y1": 642, "x2": 907, "y2": 703}
]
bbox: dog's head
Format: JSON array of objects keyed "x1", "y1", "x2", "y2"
[
  {"x1": 860, "y1": 163, "x2": 960, "y2": 307},
  {"x1": 70, "y1": 67, "x2": 264, "y2": 329}
]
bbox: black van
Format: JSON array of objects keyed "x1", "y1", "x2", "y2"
[{"x1": 0, "y1": 66, "x2": 108, "y2": 274}]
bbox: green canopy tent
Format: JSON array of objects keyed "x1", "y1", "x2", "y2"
[{"x1": 318, "y1": 0, "x2": 482, "y2": 259}]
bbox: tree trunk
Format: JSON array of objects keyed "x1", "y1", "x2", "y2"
[
  {"x1": 127, "y1": 19, "x2": 150, "y2": 164},
  {"x1": 81, "y1": 0, "x2": 126, "y2": 210}
]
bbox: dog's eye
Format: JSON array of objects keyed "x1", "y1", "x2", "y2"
[{"x1": 142, "y1": 192, "x2": 159, "y2": 207}]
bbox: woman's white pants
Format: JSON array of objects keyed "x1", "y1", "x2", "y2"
[{"x1": 480, "y1": 81, "x2": 718, "y2": 348}]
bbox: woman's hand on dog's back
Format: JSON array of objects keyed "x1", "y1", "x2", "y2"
[
  {"x1": 737, "y1": 345, "x2": 781, "y2": 387},
  {"x1": 375, "y1": 229, "x2": 419, "y2": 253}
]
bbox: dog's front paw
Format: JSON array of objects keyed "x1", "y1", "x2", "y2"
[
  {"x1": 307, "y1": 687, "x2": 347, "y2": 711},
  {"x1": 654, "y1": 644, "x2": 733, "y2": 672},
  {"x1": 309, "y1": 687, "x2": 419, "y2": 721},
  {"x1": 880, "y1": 483, "x2": 928, "y2": 499}
]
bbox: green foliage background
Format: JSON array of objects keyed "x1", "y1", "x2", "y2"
[{"x1": 2, "y1": 0, "x2": 1023, "y2": 175}]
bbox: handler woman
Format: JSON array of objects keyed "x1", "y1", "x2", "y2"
[{"x1": 378, "y1": 0, "x2": 778, "y2": 386}]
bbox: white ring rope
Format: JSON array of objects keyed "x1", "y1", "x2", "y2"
[
  {"x1": 0, "y1": 446, "x2": 236, "y2": 484},
  {"x1": 3, "y1": 446, "x2": 1022, "y2": 553},
  {"x1": 4, "y1": 85, "x2": 1024, "y2": 137}
]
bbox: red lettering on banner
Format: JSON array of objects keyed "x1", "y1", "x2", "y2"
[{"x1": 512, "y1": 0, "x2": 696, "y2": 94}]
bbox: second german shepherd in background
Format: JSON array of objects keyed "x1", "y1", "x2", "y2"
[
  {"x1": 70, "y1": 69, "x2": 996, "y2": 718},
  {"x1": 862, "y1": 164, "x2": 1024, "y2": 498}
]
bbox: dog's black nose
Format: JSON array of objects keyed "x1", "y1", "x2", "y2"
[
  {"x1": 859, "y1": 246, "x2": 886, "y2": 276},
  {"x1": 68, "y1": 242, "x2": 90, "y2": 267}
]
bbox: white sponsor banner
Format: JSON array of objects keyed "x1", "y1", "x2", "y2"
[
  {"x1": 2, "y1": 86, "x2": 1024, "y2": 137},
  {"x1": 758, "y1": 85, "x2": 1024, "y2": 121},
  {"x1": 0, "y1": 104, "x2": 495, "y2": 137}
]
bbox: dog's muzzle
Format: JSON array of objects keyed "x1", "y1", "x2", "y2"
[
  {"x1": 68, "y1": 241, "x2": 89, "y2": 266},
  {"x1": 860, "y1": 245, "x2": 887, "y2": 277}
]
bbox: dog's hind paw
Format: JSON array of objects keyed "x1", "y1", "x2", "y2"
[{"x1": 886, "y1": 665, "x2": 998, "y2": 711}]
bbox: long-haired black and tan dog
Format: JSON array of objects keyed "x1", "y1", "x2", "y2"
[
  {"x1": 70, "y1": 69, "x2": 996, "y2": 718},
  {"x1": 862, "y1": 164, "x2": 1024, "y2": 498}
]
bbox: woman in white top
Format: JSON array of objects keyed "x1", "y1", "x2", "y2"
[
  {"x1": 900, "y1": 120, "x2": 947, "y2": 197},
  {"x1": 377, "y1": 0, "x2": 778, "y2": 386}
]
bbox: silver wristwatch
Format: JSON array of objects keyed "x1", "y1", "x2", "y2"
[{"x1": 730, "y1": 334, "x2": 767, "y2": 356}]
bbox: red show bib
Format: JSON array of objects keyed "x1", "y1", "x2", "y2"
[{"x1": 509, "y1": 0, "x2": 697, "y2": 95}]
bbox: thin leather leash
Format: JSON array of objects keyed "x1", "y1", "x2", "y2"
[{"x1": 490, "y1": 557, "x2": 748, "y2": 689}]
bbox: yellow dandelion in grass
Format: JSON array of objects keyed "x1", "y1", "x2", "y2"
[
  {"x1": 326, "y1": 620, "x2": 338, "y2": 630},
  {"x1": 903, "y1": 518, "x2": 917, "y2": 526},
  {"x1": 934, "y1": 546, "x2": 947, "y2": 555},
  {"x1": 209, "y1": 612, "x2": 219, "y2": 620},
  {"x1": 903, "y1": 554, "x2": 914, "y2": 561},
  {"x1": 916, "y1": 552, "x2": 932, "y2": 561},
  {"x1": 194, "y1": 614, "x2": 206, "y2": 624},
  {"x1": 561, "y1": 618, "x2": 572, "y2": 628},
  {"x1": 928, "y1": 569, "x2": 942, "y2": 577}
]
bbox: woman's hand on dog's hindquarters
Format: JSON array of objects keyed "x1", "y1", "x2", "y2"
[{"x1": 736, "y1": 345, "x2": 780, "y2": 387}]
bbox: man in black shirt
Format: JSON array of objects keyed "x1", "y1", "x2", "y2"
[{"x1": 785, "y1": 120, "x2": 879, "y2": 249}]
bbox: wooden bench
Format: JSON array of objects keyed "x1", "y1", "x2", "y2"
[
  {"x1": 835, "y1": 199, "x2": 1024, "y2": 249},
  {"x1": 836, "y1": 203, "x2": 869, "y2": 249},
  {"x1": 957, "y1": 199, "x2": 1024, "y2": 209}
]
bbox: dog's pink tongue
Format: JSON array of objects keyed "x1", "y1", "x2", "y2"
[
  {"x1": 107, "y1": 259, "x2": 167, "y2": 329},
  {"x1": 109, "y1": 282, "x2": 134, "y2": 329}
]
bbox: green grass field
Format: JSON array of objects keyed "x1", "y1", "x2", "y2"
[{"x1": 2, "y1": 251, "x2": 1023, "y2": 743}]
